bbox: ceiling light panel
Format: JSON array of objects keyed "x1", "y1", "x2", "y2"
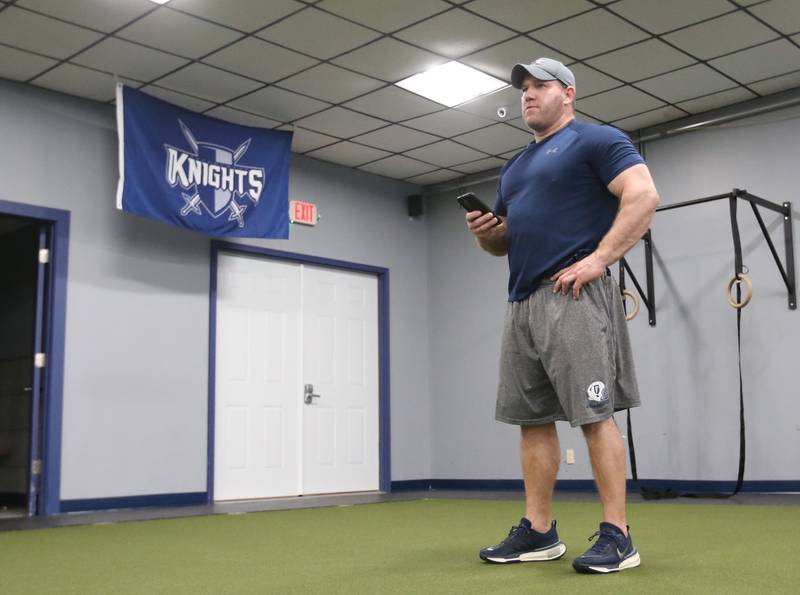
[{"x1": 396, "y1": 61, "x2": 508, "y2": 107}]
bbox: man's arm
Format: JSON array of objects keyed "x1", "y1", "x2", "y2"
[
  {"x1": 466, "y1": 211, "x2": 508, "y2": 256},
  {"x1": 551, "y1": 163, "x2": 660, "y2": 297}
]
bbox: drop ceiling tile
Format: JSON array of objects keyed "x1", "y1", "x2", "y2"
[
  {"x1": 608, "y1": 0, "x2": 734, "y2": 35},
  {"x1": 31, "y1": 63, "x2": 118, "y2": 102},
  {"x1": 635, "y1": 64, "x2": 737, "y2": 104},
  {"x1": 406, "y1": 169, "x2": 462, "y2": 185},
  {"x1": 72, "y1": 38, "x2": 189, "y2": 82},
  {"x1": 405, "y1": 140, "x2": 488, "y2": 167},
  {"x1": 0, "y1": 46, "x2": 58, "y2": 81},
  {"x1": 280, "y1": 64, "x2": 384, "y2": 104},
  {"x1": 709, "y1": 40, "x2": 800, "y2": 84},
  {"x1": 533, "y1": 9, "x2": 649, "y2": 59},
  {"x1": 461, "y1": 37, "x2": 571, "y2": 83},
  {"x1": 295, "y1": 106, "x2": 386, "y2": 138},
  {"x1": 168, "y1": 0, "x2": 305, "y2": 33},
  {"x1": 257, "y1": 7, "x2": 380, "y2": 60},
  {"x1": 351, "y1": 125, "x2": 440, "y2": 153},
  {"x1": 17, "y1": 0, "x2": 154, "y2": 32},
  {"x1": 332, "y1": 38, "x2": 446, "y2": 82},
  {"x1": 612, "y1": 106, "x2": 688, "y2": 132},
  {"x1": 203, "y1": 38, "x2": 318, "y2": 84},
  {"x1": 157, "y1": 63, "x2": 263, "y2": 103},
  {"x1": 456, "y1": 87, "x2": 520, "y2": 122},
  {"x1": 749, "y1": 0, "x2": 800, "y2": 35},
  {"x1": 0, "y1": 7, "x2": 103, "y2": 59},
  {"x1": 467, "y1": 0, "x2": 593, "y2": 32},
  {"x1": 587, "y1": 39, "x2": 695, "y2": 82},
  {"x1": 568, "y1": 63, "x2": 623, "y2": 97},
  {"x1": 230, "y1": 86, "x2": 330, "y2": 121},
  {"x1": 343, "y1": 86, "x2": 442, "y2": 121},
  {"x1": 139, "y1": 85, "x2": 216, "y2": 112},
  {"x1": 453, "y1": 123, "x2": 532, "y2": 155},
  {"x1": 357, "y1": 155, "x2": 437, "y2": 179},
  {"x1": 318, "y1": 0, "x2": 450, "y2": 33},
  {"x1": 277, "y1": 125, "x2": 339, "y2": 153},
  {"x1": 205, "y1": 106, "x2": 282, "y2": 129},
  {"x1": 117, "y1": 9, "x2": 242, "y2": 59},
  {"x1": 306, "y1": 141, "x2": 391, "y2": 168},
  {"x1": 395, "y1": 8, "x2": 515, "y2": 58},
  {"x1": 748, "y1": 70, "x2": 800, "y2": 96},
  {"x1": 451, "y1": 157, "x2": 507, "y2": 174},
  {"x1": 574, "y1": 112, "x2": 604, "y2": 125},
  {"x1": 404, "y1": 110, "x2": 494, "y2": 137},
  {"x1": 663, "y1": 12, "x2": 779, "y2": 60},
  {"x1": 675, "y1": 87, "x2": 757, "y2": 114},
  {"x1": 576, "y1": 86, "x2": 665, "y2": 122}
]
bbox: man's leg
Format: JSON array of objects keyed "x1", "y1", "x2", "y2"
[
  {"x1": 478, "y1": 421, "x2": 566, "y2": 563},
  {"x1": 581, "y1": 417, "x2": 627, "y2": 534},
  {"x1": 521, "y1": 422, "x2": 560, "y2": 533},
  {"x1": 572, "y1": 416, "x2": 640, "y2": 573}
]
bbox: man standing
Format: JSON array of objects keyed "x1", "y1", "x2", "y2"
[{"x1": 467, "y1": 58, "x2": 659, "y2": 574}]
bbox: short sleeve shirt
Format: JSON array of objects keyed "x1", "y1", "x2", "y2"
[{"x1": 494, "y1": 119, "x2": 644, "y2": 301}]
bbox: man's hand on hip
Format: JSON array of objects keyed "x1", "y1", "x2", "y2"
[{"x1": 550, "y1": 252, "x2": 607, "y2": 299}]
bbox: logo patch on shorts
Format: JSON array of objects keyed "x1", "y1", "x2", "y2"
[{"x1": 586, "y1": 381, "x2": 609, "y2": 408}]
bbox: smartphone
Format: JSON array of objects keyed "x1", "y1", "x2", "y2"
[{"x1": 456, "y1": 192, "x2": 501, "y2": 224}]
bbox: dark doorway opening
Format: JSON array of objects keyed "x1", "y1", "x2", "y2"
[{"x1": 0, "y1": 215, "x2": 40, "y2": 518}]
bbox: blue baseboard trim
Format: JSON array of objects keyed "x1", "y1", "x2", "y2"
[
  {"x1": 391, "y1": 479, "x2": 594, "y2": 492},
  {"x1": 391, "y1": 479, "x2": 800, "y2": 494},
  {"x1": 60, "y1": 492, "x2": 207, "y2": 513},
  {"x1": 630, "y1": 480, "x2": 800, "y2": 493}
]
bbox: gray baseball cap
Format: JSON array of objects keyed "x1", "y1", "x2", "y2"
[{"x1": 511, "y1": 58, "x2": 575, "y2": 89}]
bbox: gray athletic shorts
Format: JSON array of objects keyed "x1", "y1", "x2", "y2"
[{"x1": 496, "y1": 274, "x2": 641, "y2": 427}]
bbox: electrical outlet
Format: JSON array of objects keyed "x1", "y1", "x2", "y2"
[{"x1": 566, "y1": 449, "x2": 575, "y2": 464}]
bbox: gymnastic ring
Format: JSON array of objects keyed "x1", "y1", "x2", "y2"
[
  {"x1": 726, "y1": 273, "x2": 753, "y2": 309},
  {"x1": 621, "y1": 289, "x2": 640, "y2": 321}
]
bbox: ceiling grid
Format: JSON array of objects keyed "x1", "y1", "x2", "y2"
[{"x1": 0, "y1": 0, "x2": 798, "y2": 185}]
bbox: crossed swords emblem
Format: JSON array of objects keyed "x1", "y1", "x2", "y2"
[{"x1": 177, "y1": 119, "x2": 252, "y2": 228}]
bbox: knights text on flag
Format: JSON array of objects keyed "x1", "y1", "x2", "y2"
[{"x1": 115, "y1": 84, "x2": 292, "y2": 239}]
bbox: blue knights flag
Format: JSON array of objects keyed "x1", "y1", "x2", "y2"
[{"x1": 115, "y1": 84, "x2": 292, "y2": 238}]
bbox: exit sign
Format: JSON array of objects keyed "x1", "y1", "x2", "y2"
[{"x1": 290, "y1": 200, "x2": 317, "y2": 226}]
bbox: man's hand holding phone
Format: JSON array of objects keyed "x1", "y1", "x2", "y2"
[{"x1": 458, "y1": 192, "x2": 507, "y2": 256}]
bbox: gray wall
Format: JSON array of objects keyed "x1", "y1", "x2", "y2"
[
  {"x1": 2, "y1": 76, "x2": 797, "y2": 502},
  {"x1": 427, "y1": 108, "x2": 800, "y2": 482},
  {"x1": 0, "y1": 80, "x2": 431, "y2": 500}
]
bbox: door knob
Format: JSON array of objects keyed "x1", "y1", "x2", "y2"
[{"x1": 304, "y1": 383, "x2": 321, "y2": 404}]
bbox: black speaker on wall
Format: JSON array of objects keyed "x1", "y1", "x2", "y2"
[{"x1": 407, "y1": 194, "x2": 423, "y2": 218}]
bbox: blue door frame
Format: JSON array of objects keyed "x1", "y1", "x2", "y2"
[
  {"x1": 208, "y1": 241, "x2": 392, "y2": 501},
  {"x1": 0, "y1": 199, "x2": 70, "y2": 516}
]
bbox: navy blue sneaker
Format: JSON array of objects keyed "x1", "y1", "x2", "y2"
[
  {"x1": 479, "y1": 518, "x2": 567, "y2": 563},
  {"x1": 572, "y1": 522, "x2": 641, "y2": 574}
]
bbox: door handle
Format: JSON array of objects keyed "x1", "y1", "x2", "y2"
[{"x1": 304, "y1": 383, "x2": 321, "y2": 404}]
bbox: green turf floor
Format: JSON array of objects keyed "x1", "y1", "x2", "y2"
[{"x1": 1, "y1": 498, "x2": 798, "y2": 594}]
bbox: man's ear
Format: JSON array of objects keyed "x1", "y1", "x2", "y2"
[{"x1": 563, "y1": 86, "x2": 576, "y2": 106}]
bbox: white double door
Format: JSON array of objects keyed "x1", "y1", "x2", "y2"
[{"x1": 214, "y1": 253, "x2": 379, "y2": 500}]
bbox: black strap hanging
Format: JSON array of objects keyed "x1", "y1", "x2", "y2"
[{"x1": 626, "y1": 192, "x2": 747, "y2": 499}]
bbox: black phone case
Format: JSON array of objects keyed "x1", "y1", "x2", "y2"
[{"x1": 456, "y1": 192, "x2": 501, "y2": 224}]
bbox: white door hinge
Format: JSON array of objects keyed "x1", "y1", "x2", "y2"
[
  {"x1": 32, "y1": 459, "x2": 42, "y2": 475},
  {"x1": 39, "y1": 248, "x2": 50, "y2": 264},
  {"x1": 34, "y1": 353, "x2": 46, "y2": 368}
]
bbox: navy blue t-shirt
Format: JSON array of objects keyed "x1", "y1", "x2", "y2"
[{"x1": 494, "y1": 119, "x2": 644, "y2": 302}]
